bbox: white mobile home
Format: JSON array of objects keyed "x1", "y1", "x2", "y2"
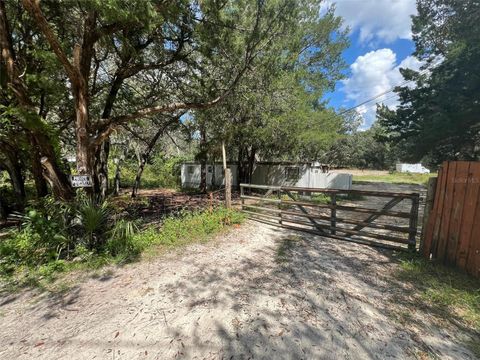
[
  {"x1": 181, "y1": 162, "x2": 352, "y2": 190},
  {"x1": 395, "y1": 163, "x2": 430, "y2": 174}
]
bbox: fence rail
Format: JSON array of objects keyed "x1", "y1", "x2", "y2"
[{"x1": 240, "y1": 183, "x2": 420, "y2": 251}]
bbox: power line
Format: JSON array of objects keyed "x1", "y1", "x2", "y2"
[
  {"x1": 338, "y1": 65, "x2": 434, "y2": 116},
  {"x1": 352, "y1": 92, "x2": 400, "y2": 114}
]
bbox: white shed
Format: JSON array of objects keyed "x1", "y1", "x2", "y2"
[
  {"x1": 181, "y1": 162, "x2": 352, "y2": 190},
  {"x1": 181, "y1": 163, "x2": 238, "y2": 189},
  {"x1": 395, "y1": 163, "x2": 430, "y2": 174}
]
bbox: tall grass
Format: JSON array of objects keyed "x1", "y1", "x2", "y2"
[
  {"x1": 395, "y1": 254, "x2": 480, "y2": 332},
  {"x1": 354, "y1": 172, "x2": 436, "y2": 185},
  {"x1": 130, "y1": 208, "x2": 245, "y2": 251},
  {"x1": 0, "y1": 207, "x2": 245, "y2": 291}
]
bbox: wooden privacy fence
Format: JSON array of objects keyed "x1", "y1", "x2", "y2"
[
  {"x1": 240, "y1": 183, "x2": 420, "y2": 251},
  {"x1": 422, "y1": 161, "x2": 480, "y2": 277}
]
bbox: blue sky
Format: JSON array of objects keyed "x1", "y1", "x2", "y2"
[{"x1": 321, "y1": 0, "x2": 422, "y2": 129}]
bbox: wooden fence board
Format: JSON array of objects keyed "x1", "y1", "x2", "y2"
[
  {"x1": 456, "y1": 162, "x2": 480, "y2": 269},
  {"x1": 433, "y1": 162, "x2": 449, "y2": 254},
  {"x1": 430, "y1": 162, "x2": 448, "y2": 257},
  {"x1": 423, "y1": 165, "x2": 444, "y2": 257},
  {"x1": 445, "y1": 162, "x2": 470, "y2": 265},
  {"x1": 436, "y1": 161, "x2": 456, "y2": 261},
  {"x1": 465, "y1": 165, "x2": 480, "y2": 277},
  {"x1": 422, "y1": 161, "x2": 480, "y2": 278}
]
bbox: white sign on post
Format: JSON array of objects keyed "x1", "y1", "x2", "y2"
[{"x1": 70, "y1": 175, "x2": 93, "y2": 188}]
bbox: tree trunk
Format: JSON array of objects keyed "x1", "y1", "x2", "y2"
[
  {"x1": 247, "y1": 147, "x2": 256, "y2": 184},
  {"x1": 131, "y1": 123, "x2": 169, "y2": 198},
  {"x1": 93, "y1": 140, "x2": 109, "y2": 199},
  {"x1": 211, "y1": 159, "x2": 216, "y2": 188},
  {"x1": 0, "y1": 3, "x2": 73, "y2": 199},
  {"x1": 35, "y1": 132, "x2": 73, "y2": 199},
  {"x1": 225, "y1": 168, "x2": 232, "y2": 209},
  {"x1": 29, "y1": 134, "x2": 48, "y2": 197},
  {"x1": 0, "y1": 141, "x2": 26, "y2": 200},
  {"x1": 73, "y1": 79, "x2": 92, "y2": 178},
  {"x1": 4, "y1": 153, "x2": 25, "y2": 200},
  {"x1": 93, "y1": 73, "x2": 125, "y2": 198},
  {"x1": 41, "y1": 157, "x2": 73, "y2": 199},
  {"x1": 199, "y1": 125, "x2": 207, "y2": 193},
  {"x1": 131, "y1": 155, "x2": 147, "y2": 198},
  {"x1": 0, "y1": 197, "x2": 7, "y2": 220},
  {"x1": 113, "y1": 159, "x2": 121, "y2": 196},
  {"x1": 237, "y1": 146, "x2": 245, "y2": 184}
]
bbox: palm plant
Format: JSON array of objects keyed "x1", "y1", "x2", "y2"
[{"x1": 77, "y1": 199, "x2": 111, "y2": 250}]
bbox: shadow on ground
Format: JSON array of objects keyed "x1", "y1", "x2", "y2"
[
  {"x1": 155, "y1": 226, "x2": 477, "y2": 359},
  {"x1": 1, "y1": 222, "x2": 478, "y2": 359}
]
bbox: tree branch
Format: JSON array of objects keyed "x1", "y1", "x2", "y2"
[
  {"x1": 92, "y1": 50, "x2": 250, "y2": 147},
  {"x1": 21, "y1": 0, "x2": 77, "y2": 82},
  {"x1": 0, "y1": 0, "x2": 33, "y2": 107}
]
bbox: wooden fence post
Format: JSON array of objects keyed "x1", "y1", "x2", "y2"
[
  {"x1": 209, "y1": 192, "x2": 213, "y2": 213},
  {"x1": 225, "y1": 168, "x2": 232, "y2": 209},
  {"x1": 420, "y1": 177, "x2": 437, "y2": 253}
]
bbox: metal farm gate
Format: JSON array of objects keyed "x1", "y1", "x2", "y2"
[{"x1": 240, "y1": 183, "x2": 420, "y2": 250}]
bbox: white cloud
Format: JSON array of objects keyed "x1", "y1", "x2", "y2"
[
  {"x1": 341, "y1": 49, "x2": 423, "y2": 128},
  {"x1": 323, "y1": 0, "x2": 417, "y2": 45}
]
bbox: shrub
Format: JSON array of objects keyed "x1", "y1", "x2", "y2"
[
  {"x1": 0, "y1": 205, "x2": 245, "y2": 288},
  {"x1": 0, "y1": 195, "x2": 113, "y2": 270},
  {"x1": 106, "y1": 220, "x2": 139, "y2": 257},
  {"x1": 136, "y1": 207, "x2": 245, "y2": 247},
  {"x1": 77, "y1": 199, "x2": 111, "y2": 250},
  {"x1": 117, "y1": 155, "x2": 186, "y2": 189}
]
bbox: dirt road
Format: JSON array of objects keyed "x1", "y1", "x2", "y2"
[{"x1": 0, "y1": 219, "x2": 476, "y2": 359}]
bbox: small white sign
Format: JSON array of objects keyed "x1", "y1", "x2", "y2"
[{"x1": 71, "y1": 175, "x2": 93, "y2": 188}]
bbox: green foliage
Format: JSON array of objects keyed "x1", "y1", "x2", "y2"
[
  {"x1": 310, "y1": 193, "x2": 330, "y2": 204},
  {"x1": 354, "y1": 172, "x2": 436, "y2": 185},
  {"x1": 118, "y1": 155, "x2": 186, "y2": 190},
  {"x1": 77, "y1": 199, "x2": 111, "y2": 249},
  {"x1": 192, "y1": 0, "x2": 348, "y2": 174},
  {"x1": 323, "y1": 124, "x2": 394, "y2": 170},
  {"x1": 132, "y1": 208, "x2": 245, "y2": 249},
  {"x1": 105, "y1": 220, "x2": 139, "y2": 257},
  {"x1": 1, "y1": 197, "x2": 76, "y2": 267},
  {"x1": 0, "y1": 206, "x2": 245, "y2": 290},
  {"x1": 0, "y1": 195, "x2": 111, "y2": 272},
  {"x1": 377, "y1": 0, "x2": 480, "y2": 164}
]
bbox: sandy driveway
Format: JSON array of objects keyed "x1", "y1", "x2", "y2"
[{"x1": 0, "y1": 221, "x2": 476, "y2": 360}]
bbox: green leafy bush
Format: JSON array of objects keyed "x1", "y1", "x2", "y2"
[
  {"x1": 132, "y1": 208, "x2": 245, "y2": 248},
  {"x1": 118, "y1": 155, "x2": 186, "y2": 189},
  {"x1": 106, "y1": 220, "x2": 139, "y2": 257},
  {"x1": 0, "y1": 204, "x2": 244, "y2": 288},
  {"x1": 0, "y1": 195, "x2": 111, "y2": 270},
  {"x1": 77, "y1": 199, "x2": 111, "y2": 250}
]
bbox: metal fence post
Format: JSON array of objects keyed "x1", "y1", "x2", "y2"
[
  {"x1": 331, "y1": 193, "x2": 336, "y2": 235},
  {"x1": 408, "y1": 194, "x2": 420, "y2": 251},
  {"x1": 240, "y1": 184, "x2": 244, "y2": 211}
]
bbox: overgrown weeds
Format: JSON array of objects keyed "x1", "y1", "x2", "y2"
[
  {"x1": 0, "y1": 200, "x2": 244, "y2": 292},
  {"x1": 354, "y1": 171, "x2": 436, "y2": 185},
  {"x1": 394, "y1": 253, "x2": 480, "y2": 333},
  {"x1": 276, "y1": 235, "x2": 302, "y2": 263}
]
